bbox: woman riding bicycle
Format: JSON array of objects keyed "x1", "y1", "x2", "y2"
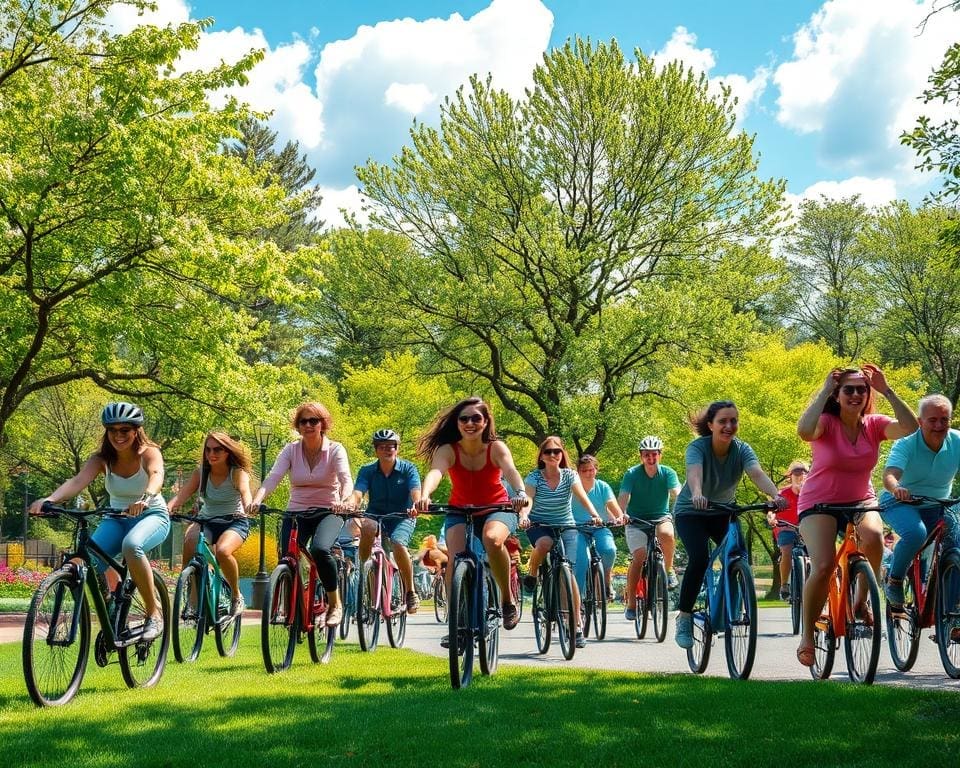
[
  {"x1": 29, "y1": 402, "x2": 170, "y2": 641},
  {"x1": 766, "y1": 459, "x2": 808, "y2": 600},
  {"x1": 572, "y1": 454, "x2": 623, "y2": 603},
  {"x1": 673, "y1": 401, "x2": 786, "y2": 649},
  {"x1": 413, "y1": 397, "x2": 528, "y2": 631},
  {"x1": 795, "y1": 365, "x2": 918, "y2": 666},
  {"x1": 519, "y1": 436, "x2": 604, "y2": 649},
  {"x1": 167, "y1": 431, "x2": 254, "y2": 616},
  {"x1": 248, "y1": 401, "x2": 354, "y2": 627}
]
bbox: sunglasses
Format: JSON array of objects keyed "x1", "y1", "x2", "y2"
[
  {"x1": 298, "y1": 417, "x2": 322, "y2": 427},
  {"x1": 374, "y1": 442, "x2": 398, "y2": 450},
  {"x1": 457, "y1": 414, "x2": 484, "y2": 424},
  {"x1": 541, "y1": 448, "x2": 563, "y2": 456},
  {"x1": 106, "y1": 426, "x2": 134, "y2": 436},
  {"x1": 204, "y1": 445, "x2": 226, "y2": 454},
  {"x1": 840, "y1": 385, "x2": 868, "y2": 396},
  {"x1": 789, "y1": 468, "x2": 808, "y2": 476}
]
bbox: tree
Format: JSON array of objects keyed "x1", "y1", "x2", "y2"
[
  {"x1": 0, "y1": 3, "x2": 308, "y2": 440},
  {"x1": 780, "y1": 196, "x2": 874, "y2": 359},
  {"x1": 354, "y1": 38, "x2": 786, "y2": 454}
]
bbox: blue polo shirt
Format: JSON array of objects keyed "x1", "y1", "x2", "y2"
[
  {"x1": 354, "y1": 458, "x2": 421, "y2": 517},
  {"x1": 882, "y1": 428, "x2": 960, "y2": 500}
]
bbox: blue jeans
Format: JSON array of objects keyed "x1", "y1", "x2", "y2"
[
  {"x1": 90, "y1": 509, "x2": 170, "y2": 572},
  {"x1": 573, "y1": 526, "x2": 617, "y2": 594},
  {"x1": 881, "y1": 500, "x2": 959, "y2": 581}
]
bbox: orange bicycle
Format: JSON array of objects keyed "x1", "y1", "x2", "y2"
[{"x1": 808, "y1": 504, "x2": 883, "y2": 684}]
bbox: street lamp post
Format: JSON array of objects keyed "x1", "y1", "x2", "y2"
[{"x1": 251, "y1": 422, "x2": 273, "y2": 610}]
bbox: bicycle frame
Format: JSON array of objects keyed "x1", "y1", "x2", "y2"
[
  {"x1": 820, "y1": 523, "x2": 868, "y2": 641},
  {"x1": 366, "y1": 516, "x2": 402, "y2": 619},
  {"x1": 897, "y1": 498, "x2": 957, "y2": 628},
  {"x1": 702, "y1": 517, "x2": 749, "y2": 633},
  {"x1": 275, "y1": 514, "x2": 323, "y2": 635},
  {"x1": 630, "y1": 520, "x2": 666, "y2": 600},
  {"x1": 173, "y1": 515, "x2": 232, "y2": 627}
]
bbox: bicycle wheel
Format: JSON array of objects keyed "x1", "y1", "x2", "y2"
[
  {"x1": 510, "y1": 567, "x2": 524, "y2": 623},
  {"x1": 789, "y1": 552, "x2": 804, "y2": 636},
  {"x1": 448, "y1": 560, "x2": 475, "y2": 689},
  {"x1": 385, "y1": 568, "x2": 407, "y2": 648},
  {"x1": 595, "y1": 561, "x2": 608, "y2": 640},
  {"x1": 811, "y1": 611, "x2": 836, "y2": 680},
  {"x1": 307, "y1": 580, "x2": 335, "y2": 664},
  {"x1": 119, "y1": 569, "x2": 170, "y2": 689},
  {"x1": 723, "y1": 559, "x2": 758, "y2": 680},
  {"x1": 23, "y1": 569, "x2": 90, "y2": 707},
  {"x1": 651, "y1": 557, "x2": 669, "y2": 643},
  {"x1": 687, "y1": 576, "x2": 712, "y2": 674},
  {"x1": 357, "y1": 560, "x2": 381, "y2": 652},
  {"x1": 885, "y1": 572, "x2": 918, "y2": 672},
  {"x1": 843, "y1": 558, "x2": 881, "y2": 684},
  {"x1": 338, "y1": 564, "x2": 357, "y2": 641},
  {"x1": 478, "y1": 572, "x2": 500, "y2": 676},
  {"x1": 172, "y1": 565, "x2": 205, "y2": 663},
  {"x1": 935, "y1": 549, "x2": 960, "y2": 678},
  {"x1": 214, "y1": 575, "x2": 242, "y2": 658},
  {"x1": 532, "y1": 574, "x2": 551, "y2": 654},
  {"x1": 433, "y1": 576, "x2": 447, "y2": 623},
  {"x1": 556, "y1": 563, "x2": 577, "y2": 661},
  {"x1": 636, "y1": 566, "x2": 650, "y2": 639},
  {"x1": 261, "y1": 564, "x2": 297, "y2": 673}
]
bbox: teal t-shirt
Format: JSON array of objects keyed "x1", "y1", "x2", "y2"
[
  {"x1": 674, "y1": 436, "x2": 759, "y2": 516},
  {"x1": 619, "y1": 464, "x2": 680, "y2": 521},
  {"x1": 571, "y1": 479, "x2": 614, "y2": 524},
  {"x1": 880, "y1": 428, "x2": 960, "y2": 501}
]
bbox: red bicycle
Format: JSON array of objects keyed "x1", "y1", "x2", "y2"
[
  {"x1": 260, "y1": 507, "x2": 337, "y2": 672},
  {"x1": 356, "y1": 513, "x2": 410, "y2": 651}
]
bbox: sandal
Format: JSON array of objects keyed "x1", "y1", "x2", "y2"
[
  {"x1": 796, "y1": 644, "x2": 816, "y2": 667},
  {"x1": 854, "y1": 603, "x2": 874, "y2": 627}
]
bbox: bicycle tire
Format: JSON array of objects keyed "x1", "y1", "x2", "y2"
[
  {"x1": 214, "y1": 576, "x2": 242, "y2": 658},
  {"x1": 119, "y1": 569, "x2": 170, "y2": 689},
  {"x1": 581, "y1": 568, "x2": 593, "y2": 639},
  {"x1": 687, "y1": 576, "x2": 711, "y2": 674},
  {"x1": 337, "y1": 562, "x2": 352, "y2": 641},
  {"x1": 789, "y1": 551, "x2": 804, "y2": 636},
  {"x1": 307, "y1": 580, "x2": 335, "y2": 664},
  {"x1": 172, "y1": 565, "x2": 205, "y2": 663},
  {"x1": 935, "y1": 549, "x2": 960, "y2": 678},
  {"x1": 532, "y1": 571, "x2": 551, "y2": 654},
  {"x1": 385, "y1": 568, "x2": 407, "y2": 648},
  {"x1": 433, "y1": 576, "x2": 447, "y2": 623},
  {"x1": 636, "y1": 563, "x2": 649, "y2": 639},
  {"x1": 448, "y1": 559, "x2": 474, "y2": 689},
  {"x1": 556, "y1": 562, "x2": 577, "y2": 661},
  {"x1": 723, "y1": 558, "x2": 758, "y2": 680},
  {"x1": 596, "y1": 561, "x2": 608, "y2": 640},
  {"x1": 357, "y1": 559, "x2": 381, "y2": 652},
  {"x1": 510, "y1": 567, "x2": 523, "y2": 623},
  {"x1": 478, "y1": 571, "x2": 500, "y2": 676},
  {"x1": 885, "y1": 571, "x2": 919, "y2": 672},
  {"x1": 261, "y1": 564, "x2": 297, "y2": 673},
  {"x1": 23, "y1": 569, "x2": 91, "y2": 707},
  {"x1": 651, "y1": 556, "x2": 669, "y2": 643},
  {"x1": 843, "y1": 558, "x2": 881, "y2": 684}
]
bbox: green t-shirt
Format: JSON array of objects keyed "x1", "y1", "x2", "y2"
[
  {"x1": 674, "y1": 436, "x2": 759, "y2": 516},
  {"x1": 619, "y1": 464, "x2": 681, "y2": 521}
]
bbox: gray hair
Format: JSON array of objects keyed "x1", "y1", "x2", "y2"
[{"x1": 919, "y1": 394, "x2": 953, "y2": 417}]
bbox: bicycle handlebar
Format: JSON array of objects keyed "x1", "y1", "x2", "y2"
[
  {"x1": 706, "y1": 501, "x2": 777, "y2": 515},
  {"x1": 424, "y1": 503, "x2": 516, "y2": 515},
  {"x1": 170, "y1": 513, "x2": 250, "y2": 524},
  {"x1": 37, "y1": 502, "x2": 124, "y2": 519},
  {"x1": 903, "y1": 495, "x2": 960, "y2": 508},
  {"x1": 810, "y1": 503, "x2": 884, "y2": 514}
]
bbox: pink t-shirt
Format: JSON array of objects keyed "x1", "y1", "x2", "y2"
[
  {"x1": 261, "y1": 439, "x2": 353, "y2": 510},
  {"x1": 797, "y1": 413, "x2": 892, "y2": 512}
]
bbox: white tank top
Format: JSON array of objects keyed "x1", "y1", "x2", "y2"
[{"x1": 104, "y1": 463, "x2": 166, "y2": 510}]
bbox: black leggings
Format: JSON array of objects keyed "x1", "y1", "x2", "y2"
[
  {"x1": 676, "y1": 514, "x2": 730, "y2": 613},
  {"x1": 279, "y1": 513, "x2": 344, "y2": 592}
]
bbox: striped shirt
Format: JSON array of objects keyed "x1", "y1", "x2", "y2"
[{"x1": 524, "y1": 468, "x2": 578, "y2": 526}]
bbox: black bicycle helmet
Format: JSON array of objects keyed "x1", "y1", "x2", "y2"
[
  {"x1": 372, "y1": 428, "x2": 400, "y2": 444},
  {"x1": 101, "y1": 402, "x2": 144, "y2": 426}
]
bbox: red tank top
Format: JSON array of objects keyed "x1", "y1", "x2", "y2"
[{"x1": 448, "y1": 442, "x2": 510, "y2": 508}]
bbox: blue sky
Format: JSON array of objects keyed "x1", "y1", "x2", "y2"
[{"x1": 113, "y1": 1, "x2": 959, "y2": 226}]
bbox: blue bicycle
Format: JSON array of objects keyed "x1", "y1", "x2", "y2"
[
  {"x1": 429, "y1": 503, "x2": 514, "y2": 689},
  {"x1": 687, "y1": 501, "x2": 772, "y2": 680}
]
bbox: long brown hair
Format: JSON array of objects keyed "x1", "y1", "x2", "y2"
[
  {"x1": 200, "y1": 431, "x2": 252, "y2": 494},
  {"x1": 96, "y1": 426, "x2": 157, "y2": 465},
  {"x1": 536, "y1": 436, "x2": 571, "y2": 469},
  {"x1": 416, "y1": 397, "x2": 499, "y2": 458}
]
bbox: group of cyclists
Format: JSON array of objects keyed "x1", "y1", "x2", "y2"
[{"x1": 28, "y1": 362, "x2": 960, "y2": 672}]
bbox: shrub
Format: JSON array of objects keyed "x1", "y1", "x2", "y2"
[
  {"x1": 0, "y1": 565, "x2": 49, "y2": 598},
  {"x1": 5, "y1": 543, "x2": 24, "y2": 569},
  {"x1": 235, "y1": 531, "x2": 278, "y2": 578}
]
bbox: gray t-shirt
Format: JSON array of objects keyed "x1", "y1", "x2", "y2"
[{"x1": 674, "y1": 436, "x2": 759, "y2": 516}]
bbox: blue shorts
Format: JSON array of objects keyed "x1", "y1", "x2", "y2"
[
  {"x1": 201, "y1": 517, "x2": 250, "y2": 544},
  {"x1": 444, "y1": 510, "x2": 518, "y2": 539},
  {"x1": 776, "y1": 529, "x2": 798, "y2": 548},
  {"x1": 525, "y1": 524, "x2": 578, "y2": 566},
  {"x1": 370, "y1": 514, "x2": 416, "y2": 547},
  {"x1": 91, "y1": 508, "x2": 170, "y2": 572}
]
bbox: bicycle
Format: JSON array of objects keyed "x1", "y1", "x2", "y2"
[
  {"x1": 169, "y1": 514, "x2": 244, "y2": 662},
  {"x1": 22, "y1": 503, "x2": 170, "y2": 707},
  {"x1": 883, "y1": 496, "x2": 960, "y2": 678},
  {"x1": 260, "y1": 507, "x2": 337, "y2": 672},
  {"x1": 354, "y1": 512, "x2": 411, "y2": 652},
  {"x1": 687, "y1": 502, "x2": 771, "y2": 680},
  {"x1": 429, "y1": 503, "x2": 513, "y2": 689},
  {"x1": 332, "y1": 539, "x2": 359, "y2": 641},
  {"x1": 433, "y1": 567, "x2": 448, "y2": 623},
  {"x1": 771, "y1": 520, "x2": 809, "y2": 636},
  {"x1": 628, "y1": 519, "x2": 669, "y2": 643},
  {"x1": 580, "y1": 522, "x2": 614, "y2": 641},
  {"x1": 531, "y1": 524, "x2": 579, "y2": 661},
  {"x1": 806, "y1": 503, "x2": 883, "y2": 684}
]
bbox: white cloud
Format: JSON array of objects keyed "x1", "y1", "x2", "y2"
[
  {"x1": 774, "y1": 0, "x2": 960, "y2": 185},
  {"x1": 316, "y1": 185, "x2": 369, "y2": 230},
  {"x1": 785, "y1": 176, "x2": 899, "y2": 211},
  {"x1": 384, "y1": 82, "x2": 436, "y2": 114},
  {"x1": 652, "y1": 26, "x2": 769, "y2": 124},
  {"x1": 104, "y1": 0, "x2": 190, "y2": 33}
]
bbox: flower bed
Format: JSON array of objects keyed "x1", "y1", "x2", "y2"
[{"x1": 0, "y1": 565, "x2": 49, "y2": 598}]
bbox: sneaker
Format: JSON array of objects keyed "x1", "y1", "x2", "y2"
[
  {"x1": 779, "y1": 584, "x2": 790, "y2": 601},
  {"x1": 141, "y1": 615, "x2": 163, "y2": 642},
  {"x1": 575, "y1": 630, "x2": 586, "y2": 649},
  {"x1": 440, "y1": 634, "x2": 450, "y2": 648},
  {"x1": 522, "y1": 574, "x2": 537, "y2": 592},
  {"x1": 675, "y1": 613, "x2": 693, "y2": 649},
  {"x1": 405, "y1": 590, "x2": 420, "y2": 615},
  {"x1": 502, "y1": 602, "x2": 519, "y2": 630},
  {"x1": 230, "y1": 594, "x2": 246, "y2": 617},
  {"x1": 624, "y1": 606, "x2": 637, "y2": 621},
  {"x1": 885, "y1": 579, "x2": 905, "y2": 609},
  {"x1": 667, "y1": 571, "x2": 679, "y2": 590}
]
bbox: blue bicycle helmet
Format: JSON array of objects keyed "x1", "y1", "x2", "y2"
[{"x1": 101, "y1": 402, "x2": 144, "y2": 426}]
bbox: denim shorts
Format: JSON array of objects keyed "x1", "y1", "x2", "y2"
[
  {"x1": 444, "y1": 510, "x2": 518, "y2": 539},
  {"x1": 776, "y1": 529, "x2": 798, "y2": 547},
  {"x1": 201, "y1": 516, "x2": 251, "y2": 544},
  {"x1": 525, "y1": 524, "x2": 579, "y2": 566},
  {"x1": 369, "y1": 514, "x2": 416, "y2": 547}
]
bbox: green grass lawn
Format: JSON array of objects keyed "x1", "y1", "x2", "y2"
[{"x1": 2, "y1": 630, "x2": 958, "y2": 767}]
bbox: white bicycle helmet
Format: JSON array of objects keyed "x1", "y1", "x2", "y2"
[
  {"x1": 638, "y1": 435, "x2": 663, "y2": 452},
  {"x1": 101, "y1": 402, "x2": 144, "y2": 426},
  {"x1": 372, "y1": 428, "x2": 400, "y2": 444}
]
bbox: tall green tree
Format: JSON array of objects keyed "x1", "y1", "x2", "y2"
[{"x1": 354, "y1": 38, "x2": 786, "y2": 454}]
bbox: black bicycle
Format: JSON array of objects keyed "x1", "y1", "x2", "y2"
[
  {"x1": 629, "y1": 519, "x2": 669, "y2": 643},
  {"x1": 772, "y1": 520, "x2": 808, "y2": 636},
  {"x1": 580, "y1": 523, "x2": 614, "y2": 641},
  {"x1": 22, "y1": 503, "x2": 170, "y2": 706},
  {"x1": 531, "y1": 524, "x2": 578, "y2": 660}
]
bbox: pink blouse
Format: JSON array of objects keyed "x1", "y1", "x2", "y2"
[{"x1": 261, "y1": 439, "x2": 353, "y2": 510}]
